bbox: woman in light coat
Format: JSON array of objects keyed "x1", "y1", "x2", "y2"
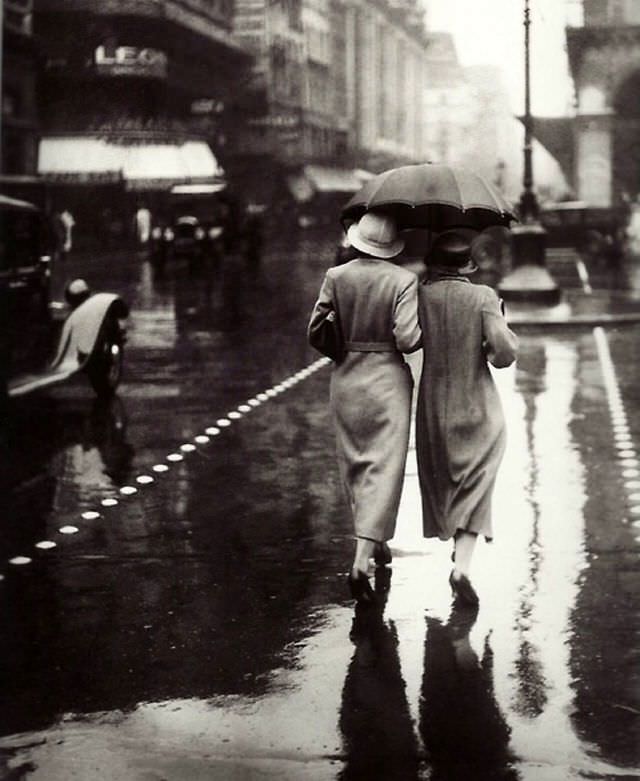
[
  {"x1": 416, "y1": 229, "x2": 518, "y2": 606},
  {"x1": 308, "y1": 212, "x2": 421, "y2": 603}
]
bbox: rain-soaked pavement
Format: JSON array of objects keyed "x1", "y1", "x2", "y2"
[{"x1": 1, "y1": 233, "x2": 639, "y2": 779}]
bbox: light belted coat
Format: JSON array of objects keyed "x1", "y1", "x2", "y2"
[
  {"x1": 416, "y1": 275, "x2": 518, "y2": 541},
  {"x1": 308, "y1": 257, "x2": 421, "y2": 542}
]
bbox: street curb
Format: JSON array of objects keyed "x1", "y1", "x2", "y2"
[{"x1": 508, "y1": 312, "x2": 640, "y2": 329}]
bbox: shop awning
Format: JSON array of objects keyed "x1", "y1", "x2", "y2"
[
  {"x1": 38, "y1": 137, "x2": 223, "y2": 189},
  {"x1": 287, "y1": 166, "x2": 373, "y2": 202},
  {"x1": 304, "y1": 165, "x2": 370, "y2": 193},
  {"x1": 519, "y1": 117, "x2": 575, "y2": 186}
]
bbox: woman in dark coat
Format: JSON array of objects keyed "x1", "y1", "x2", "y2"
[
  {"x1": 308, "y1": 212, "x2": 421, "y2": 603},
  {"x1": 416, "y1": 229, "x2": 518, "y2": 606}
]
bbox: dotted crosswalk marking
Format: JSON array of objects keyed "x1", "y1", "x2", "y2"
[
  {"x1": 593, "y1": 326, "x2": 640, "y2": 539},
  {"x1": 1, "y1": 357, "x2": 331, "y2": 581}
]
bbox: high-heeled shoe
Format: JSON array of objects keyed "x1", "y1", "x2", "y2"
[
  {"x1": 373, "y1": 541, "x2": 392, "y2": 566},
  {"x1": 449, "y1": 570, "x2": 479, "y2": 607},
  {"x1": 348, "y1": 569, "x2": 376, "y2": 604}
]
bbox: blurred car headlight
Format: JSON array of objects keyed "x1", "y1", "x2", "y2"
[
  {"x1": 208, "y1": 226, "x2": 224, "y2": 240},
  {"x1": 195, "y1": 227, "x2": 206, "y2": 241},
  {"x1": 163, "y1": 228, "x2": 175, "y2": 241},
  {"x1": 151, "y1": 226, "x2": 162, "y2": 240}
]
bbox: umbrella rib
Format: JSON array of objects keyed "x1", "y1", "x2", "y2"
[
  {"x1": 452, "y1": 168, "x2": 464, "y2": 213},
  {"x1": 366, "y1": 167, "x2": 398, "y2": 205}
]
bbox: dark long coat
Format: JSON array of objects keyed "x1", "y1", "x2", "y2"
[{"x1": 416, "y1": 276, "x2": 517, "y2": 541}]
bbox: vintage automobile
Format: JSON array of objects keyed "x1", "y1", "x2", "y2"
[
  {"x1": 540, "y1": 200, "x2": 628, "y2": 263},
  {"x1": 149, "y1": 183, "x2": 230, "y2": 273},
  {"x1": 1, "y1": 194, "x2": 128, "y2": 400}
]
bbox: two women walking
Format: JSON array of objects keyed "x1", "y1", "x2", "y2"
[{"x1": 307, "y1": 211, "x2": 518, "y2": 606}]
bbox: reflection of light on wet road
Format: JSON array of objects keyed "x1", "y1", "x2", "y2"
[
  {"x1": 576, "y1": 257, "x2": 593, "y2": 294},
  {"x1": 494, "y1": 340, "x2": 593, "y2": 769},
  {"x1": 365, "y1": 338, "x2": 635, "y2": 778},
  {"x1": 0, "y1": 608, "x2": 354, "y2": 779}
]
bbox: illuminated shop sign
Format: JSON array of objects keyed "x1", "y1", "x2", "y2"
[{"x1": 94, "y1": 45, "x2": 168, "y2": 79}]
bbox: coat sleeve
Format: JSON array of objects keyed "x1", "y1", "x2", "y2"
[
  {"x1": 307, "y1": 271, "x2": 334, "y2": 345},
  {"x1": 393, "y1": 275, "x2": 422, "y2": 354},
  {"x1": 481, "y1": 288, "x2": 518, "y2": 368}
]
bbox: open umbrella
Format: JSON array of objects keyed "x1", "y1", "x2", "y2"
[{"x1": 341, "y1": 163, "x2": 517, "y2": 233}]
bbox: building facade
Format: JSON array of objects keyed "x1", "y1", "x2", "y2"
[
  {"x1": 566, "y1": 0, "x2": 640, "y2": 205},
  {"x1": 234, "y1": 0, "x2": 431, "y2": 172},
  {"x1": 421, "y1": 32, "x2": 471, "y2": 166},
  {"x1": 33, "y1": 0, "x2": 253, "y2": 191},
  {"x1": 346, "y1": 0, "x2": 429, "y2": 170},
  {"x1": 420, "y1": 35, "x2": 537, "y2": 202}
]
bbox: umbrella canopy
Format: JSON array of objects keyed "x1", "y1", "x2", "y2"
[{"x1": 341, "y1": 163, "x2": 516, "y2": 232}]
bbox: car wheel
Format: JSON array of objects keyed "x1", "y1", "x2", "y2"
[{"x1": 87, "y1": 322, "x2": 124, "y2": 398}]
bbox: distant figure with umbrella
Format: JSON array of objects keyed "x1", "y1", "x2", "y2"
[
  {"x1": 307, "y1": 211, "x2": 421, "y2": 604},
  {"x1": 416, "y1": 229, "x2": 518, "y2": 606}
]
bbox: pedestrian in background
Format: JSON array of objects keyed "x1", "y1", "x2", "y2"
[
  {"x1": 60, "y1": 210, "x2": 75, "y2": 255},
  {"x1": 135, "y1": 204, "x2": 152, "y2": 246},
  {"x1": 416, "y1": 229, "x2": 518, "y2": 606},
  {"x1": 307, "y1": 211, "x2": 421, "y2": 604}
]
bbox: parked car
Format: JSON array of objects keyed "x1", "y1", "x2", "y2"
[
  {"x1": 0, "y1": 194, "x2": 128, "y2": 400},
  {"x1": 540, "y1": 201, "x2": 628, "y2": 263}
]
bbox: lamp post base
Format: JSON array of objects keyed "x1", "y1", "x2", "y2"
[{"x1": 498, "y1": 222, "x2": 561, "y2": 306}]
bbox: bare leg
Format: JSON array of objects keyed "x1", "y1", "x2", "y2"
[
  {"x1": 453, "y1": 531, "x2": 477, "y2": 578},
  {"x1": 352, "y1": 537, "x2": 376, "y2": 575}
]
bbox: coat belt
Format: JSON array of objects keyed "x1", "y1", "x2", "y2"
[{"x1": 345, "y1": 341, "x2": 396, "y2": 352}]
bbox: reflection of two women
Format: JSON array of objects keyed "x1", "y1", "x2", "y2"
[{"x1": 339, "y1": 591, "x2": 516, "y2": 780}]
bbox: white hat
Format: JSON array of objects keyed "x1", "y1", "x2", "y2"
[{"x1": 347, "y1": 212, "x2": 404, "y2": 259}]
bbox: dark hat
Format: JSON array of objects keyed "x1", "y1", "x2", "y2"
[{"x1": 428, "y1": 228, "x2": 480, "y2": 274}]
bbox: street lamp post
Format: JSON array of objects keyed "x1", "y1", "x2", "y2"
[
  {"x1": 498, "y1": 0, "x2": 561, "y2": 306},
  {"x1": 520, "y1": 0, "x2": 538, "y2": 222}
]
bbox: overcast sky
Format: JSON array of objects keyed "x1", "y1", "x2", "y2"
[{"x1": 425, "y1": 0, "x2": 579, "y2": 117}]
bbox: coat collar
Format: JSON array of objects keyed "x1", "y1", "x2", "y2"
[{"x1": 424, "y1": 266, "x2": 472, "y2": 284}]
